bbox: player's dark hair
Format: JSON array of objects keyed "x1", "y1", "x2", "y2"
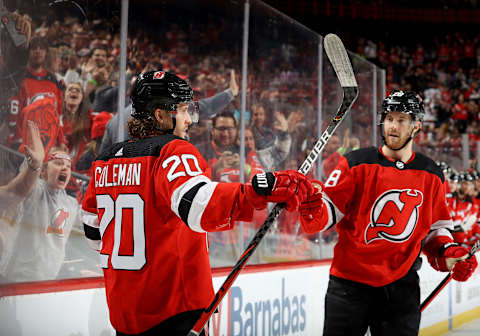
[
  {"x1": 127, "y1": 106, "x2": 173, "y2": 140},
  {"x1": 128, "y1": 117, "x2": 157, "y2": 140}
]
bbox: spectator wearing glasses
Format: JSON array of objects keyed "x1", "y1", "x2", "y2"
[{"x1": 198, "y1": 111, "x2": 239, "y2": 180}]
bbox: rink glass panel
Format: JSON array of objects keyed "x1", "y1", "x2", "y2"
[{"x1": 0, "y1": 0, "x2": 386, "y2": 283}]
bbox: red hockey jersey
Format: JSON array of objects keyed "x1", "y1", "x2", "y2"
[
  {"x1": 9, "y1": 69, "x2": 63, "y2": 149},
  {"x1": 310, "y1": 147, "x2": 454, "y2": 286},
  {"x1": 82, "y1": 134, "x2": 254, "y2": 334},
  {"x1": 446, "y1": 192, "x2": 478, "y2": 246}
]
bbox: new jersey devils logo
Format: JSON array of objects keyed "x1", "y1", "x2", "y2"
[
  {"x1": 365, "y1": 189, "x2": 423, "y2": 244},
  {"x1": 153, "y1": 71, "x2": 165, "y2": 79},
  {"x1": 47, "y1": 209, "x2": 70, "y2": 236}
]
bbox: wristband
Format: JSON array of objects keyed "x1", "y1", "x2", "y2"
[{"x1": 89, "y1": 78, "x2": 98, "y2": 86}]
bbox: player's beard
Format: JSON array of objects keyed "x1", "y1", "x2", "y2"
[{"x1": 384, "y1": 131, "x2": 412, "y2": 150}]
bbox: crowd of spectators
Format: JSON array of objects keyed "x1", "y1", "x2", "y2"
[
  {"x1": 1, "y1": 0, "x2": 480, "y2": 281},
  {"x1": 352, "y1": 32, "x2": 480, "y2": 169}
]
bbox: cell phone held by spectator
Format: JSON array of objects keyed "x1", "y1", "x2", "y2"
[{"x1": 1, "y1": 5, "x2": 27, "y2": 48}]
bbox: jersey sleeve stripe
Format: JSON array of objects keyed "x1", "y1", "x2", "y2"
[
  {"x1": 424, "y1": 227, "x2": 454, "y2": 245},
  {"x1": 170, "y1": 175, "x2": 217, "y2": 233},
  {"x1": 84, "y1": 223, "x2": 101, "y2": 241},
  {"x1": 178, "y1": 181, "x2": 207, "y2": 226},
  {"x1": 82, "y1": 210, "x2": 101, "y2": 251},
  {"x1": 187, "y1": 182, "x2": 218, "y2": 232},
  {"x1": 85, "y1": 235, "x2": 101, "y2": 251},
  {"x1": 323, "y1": 193, "x2": 344, "y2": 229},
  {"x1": 430, "y1": 219, "x2": 454, "y2": 231},
  {"x1": 82, "y1": 210, "x2": 99, "y2": 228}
]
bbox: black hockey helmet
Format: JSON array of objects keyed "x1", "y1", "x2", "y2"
[
  {"x1": 130, "y1": 70, "x2": 198, "y2": 123},
  {"x1": 436, "y1": 161, "x2": 450, "y2": 173},
  {"x1": 379, "y1": 90, "x2": 424, "y2": 151},
  {"x1": 379, "y1": 90, "x2": 425, "y2": 125},
  {"x1": 449, "y1": 172, "x2": 460, "y2": 183},
  {"x1": 459, "y1": 172, "x2": 475, "y2": 182}
]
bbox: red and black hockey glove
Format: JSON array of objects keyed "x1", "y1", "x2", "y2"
[
  {"x1": 299, "y1": 180, "x2": 328, "y2": 233},
  {"x1": 244, "y1": 170, "x2": 313, "y2": 212},
  {"x1": 430, "y1": 243, "x2": 478, "y2": 282}
]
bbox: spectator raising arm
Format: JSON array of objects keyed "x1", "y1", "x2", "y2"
[
  {"x1": 99, "y1": 69, "x2": 239, "y2": 155},
  {"x1": 0, "y1": 120, "x2": 44, "y2": 209},
  {"x1": 197, "y1": 69, "x2": 239, "y2": 119}
]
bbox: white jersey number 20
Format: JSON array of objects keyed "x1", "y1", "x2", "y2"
[
  {"x1": 96, "y1": 194, "x2": 146, "y2": 270},
  {"x1": 162, "y1": 154, "x2": 202, "y2": 182}
]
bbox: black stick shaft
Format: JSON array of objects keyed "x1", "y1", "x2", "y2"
[
  {"x1": 420, "y1": 241, "x2": 479, "y2": 312},
  {"x1": 188, "y1": 34, "x2": 358, "y2": 336},
  {"x1": 187, "y1": 87, "x2": 358, "y2": 336}
]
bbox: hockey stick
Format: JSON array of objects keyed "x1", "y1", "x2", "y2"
[
  {"x1": 187, "y1": 34, "x2": 358, "y2": 336},
  {"x1": 420, "y1": 240, "x2": 480, "y2": 312}
]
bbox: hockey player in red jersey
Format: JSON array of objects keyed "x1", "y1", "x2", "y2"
[
  {"x1": 81, "y1": 71, "x2": 313, "y2": 336},
  {"x1": 298, "y1": 90, "x2": 478, "y2": 336},
  {"x1": 446, "y1": 172, "x2": 478, "y2": 248},
  {"x1": 468, "y1": 171, "x2": 480, "y2": 246}
]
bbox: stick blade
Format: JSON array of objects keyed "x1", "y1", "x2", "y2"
[{"x1": 324, "y1": 34, "x2": 358, "y2": 88}]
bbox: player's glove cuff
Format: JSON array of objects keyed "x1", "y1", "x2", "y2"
[{"x1": 245, "y1": 171, "x2": 314, "y2": 212}]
